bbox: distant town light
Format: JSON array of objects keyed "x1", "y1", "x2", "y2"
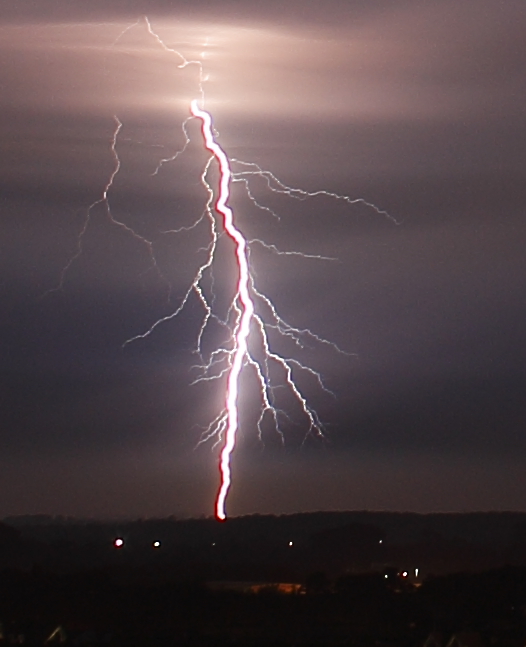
[
  {"x1": 114, "y1": 538, "x2": 124, "y2": 548},
  {"x1": 384, "y1": 574, "x2": 389, "y2": 579},
  {"x1": 379, "y1": 540, "x2": 383, "y2": 544},
  {"x1": 401, "y1": 571, "x2": 408, "y2": 578},
  {"x1": 153, "y1": 540, "x2": 161, "y2": 548},
  {"x1": 288, "y1": 541, "x2": 294, "y2": 547},
  {"x1": 415, "y1": 568, "x2": 419, "y2": 577}
]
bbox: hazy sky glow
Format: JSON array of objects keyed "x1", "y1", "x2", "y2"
[{"x1": 1, "y1": 1, "x2": 526, "y2": 518}]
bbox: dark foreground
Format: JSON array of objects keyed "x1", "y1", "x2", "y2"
[
  {"x1": 2, "y1": 565, "x2": 526, "y2": 646},
  {"x1": 2, "y1": 511, "x2": 526, "y2": 646}
]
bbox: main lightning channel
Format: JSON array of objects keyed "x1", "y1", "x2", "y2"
[{"x1": 190, "y1": 99, "x2": 253, "y2": 521}]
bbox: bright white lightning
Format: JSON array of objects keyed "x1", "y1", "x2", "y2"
[
  {"x1": 190, "y1": 100, "x2": 253, "y2": 521},
  {"x1": 51, "y1": 17, "x2": 393, "y2": 521}
]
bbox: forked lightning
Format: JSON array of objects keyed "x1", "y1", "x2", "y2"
[{"x1": 53, "y1": 17, "x2": 392, "y2": 520}]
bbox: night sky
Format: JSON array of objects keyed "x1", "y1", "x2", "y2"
[{"x1": 1, "y1": 0, "x2": 526, "y2": 519}]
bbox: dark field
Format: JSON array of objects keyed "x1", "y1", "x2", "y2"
[{"x1": 2, "y1": 511, "x2": 526, "y2": 646}]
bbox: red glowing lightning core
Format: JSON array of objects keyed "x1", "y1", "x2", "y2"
[{"x1": 190, "y1": 99, "x2": 253, "y2": 521}]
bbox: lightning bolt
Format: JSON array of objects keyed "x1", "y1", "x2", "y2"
[
  {"x1": 189, "y1": 100, "x2": 253, "y2": 520},
  {"x1": 51, "y1": 17, "x2": 394, "y2": 521}
]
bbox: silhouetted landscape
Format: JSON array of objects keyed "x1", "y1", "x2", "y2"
[{"x1": 2, "y1": 511, "x2": 526, "y2": 645}]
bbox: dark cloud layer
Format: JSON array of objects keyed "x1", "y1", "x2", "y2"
[{"x1": 1, "y1": 1, "x2": 525, "y2": 518}]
